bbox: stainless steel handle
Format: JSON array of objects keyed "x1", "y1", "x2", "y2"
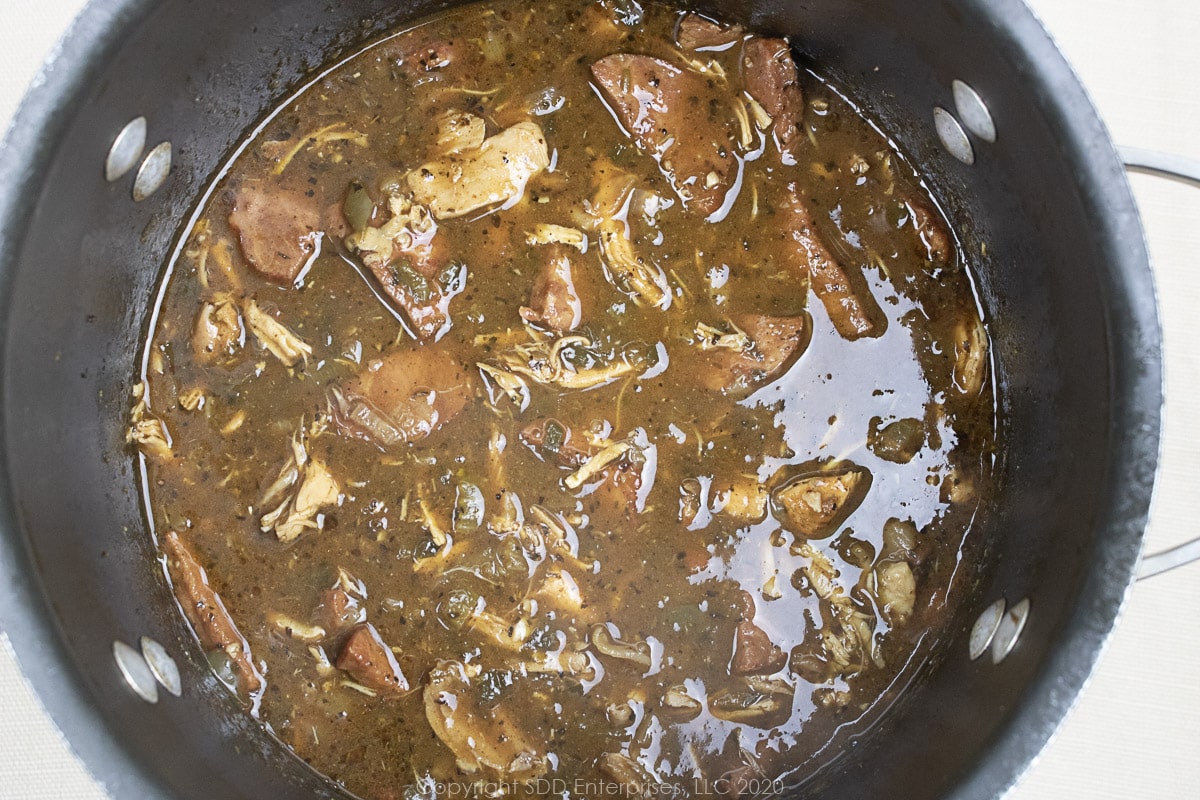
[
  {"x1": 1121, "y1": 146, "x2": 1200, "y2": 187},
  {"x1": 1120, "y1": 146, "x2": 1200, "y2": 579}
]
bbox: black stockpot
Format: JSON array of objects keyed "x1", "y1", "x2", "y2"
[{"x1": 0, "y1": 1, "x2": 1162, "y2": 798}]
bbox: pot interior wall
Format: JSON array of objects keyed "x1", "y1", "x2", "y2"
[{"x1": 0, "y1": 1, "x2": 1158, "y2": 799}]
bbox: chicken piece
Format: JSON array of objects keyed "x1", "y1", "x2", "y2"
[
  {"x1": 487, "y1": 331, "x2": 652, "y2": 391},
  {"x1": 260, "y1": 457, "x2": 340, "y2": 543},
  {"x1": 590, "y1": 165, "x2": 671, "y2": 309},
  {"x1": 676, "y1": 13, "x2": 743, "y2": 50},
  {"x1": 349, "y1": 186, "x2": 438, "y2": 259},
  {"x1": 328, "y1": 346, "x2": 472, "y2": 449},
  {"x1": 780, "y1": 183, "x2": 885, "y2": 340},
  {"x1": 520, "y1": 244, "x2": 582, "y2": 331},
  {"x1": 697, "y1": 314, "x2": 810, "y2": 394},
  {"x1": 127, "y1": 381, "x2": 172, "y2": 460},
  {"x1": 557, "y1": 428, "x2": 656, "y2": 515},
  {"x1": 525, "y1": 224, "x2": 587, "y2": 251},
  {"x1": 336, "y1": 623, "x2": 409, "y2": 695},
  {"x1": 730, "y1": 591, "x2": 787, "y2": 675},
  {"x1": 790, "y1": 542, "x2": 883, "y2": 680},
  {"x1": 874, "y1": 518, "x2": 920, "y2": 625},
  {"x1": 424, "y1": 660, "x2": 546, "y2": 777},
  {"x1": 228, "y1": 180, "x2": 323, "y2": 285},
  {"x1": 407, "y1": 121, "x2": 550, "y2": 219},
  {"x1": 591, "y1": 54, "x2": 736, "y2": 217},
  {"x1": 162, "y1": 531, "x2": 264, "y2": 699},
  {"x1": 791, "y1": 601, "x2": 880, "y2": 682},
  {"x1": 534, "y1": 567, "x2": 584, "y2": 609},
  {"x1": 952, "y1": 311, "x2": 988, "y2": 397},
  {"x1": 266, "y1": 612, "x2": 326, "y2": 642},
  {"x1": 742, "y1": 37, "x2": 805, "y2": 162},
  {"x1": 192, "y1": 298, "x2": 244, "y2": 364},
  {"x1": 565, "y1": 440, "x2": 633, "y2": 489},
  {"x1": 876, "y1": 561, "x2": 916, "y2": 626},
  {"x1": 906, "y1": 195, "x2": 955, "y2": 265},
  {"x1": 432, "y1": 109, "x2": 487, "y2": 156},
  {"x1": 241, "y1": 299, "x2": 312, "y2": 367},
  {"x1": 772, "y1": 463, "x2": 870, "y2": 539},
  {"x1": 258, "y1": 425, "x2": 341, "y2": 543},
  {"x1": 713, "y1": 474, "x2": 770, "y2": 522}
]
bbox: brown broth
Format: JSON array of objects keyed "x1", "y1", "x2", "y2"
[{"x1": 135, "y1": 2, "x2": 995, "y2": 798}]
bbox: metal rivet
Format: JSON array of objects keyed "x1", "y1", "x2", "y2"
[
  {"x1": 934, "y1": 107, "x2": 975, "y2": 165},
  {"x1": 952, "y1": 80, "x2": 997, "y2": 144},
  {"x1": 140, "y1": 636, "x2": 182, "y2": 697},
  {"x1": 133, "y1": 141, "x2": 172, "y2": 202},
  {"x1": 113, "y1": 640, "x2": 159, "y2": 703},
  {"x1": 969, "y1": 597, "x2": 1006, "y2": 661},
  {"x1": 105, "y1": 117, "x2": 147, "y2": 182},
  {"x1": 991, "y1": 597, "x2": 1031, "y2": 664}
]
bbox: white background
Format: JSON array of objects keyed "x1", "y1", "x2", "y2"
[{"x1": 1, "y1": 1, "x2": 1198, "y2": 798}]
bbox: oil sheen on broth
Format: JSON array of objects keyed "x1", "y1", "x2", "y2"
[{"x1": 132, "y1": 1, "x2": 994, "y2": 797}]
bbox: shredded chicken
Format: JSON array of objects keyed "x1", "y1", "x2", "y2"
[
  {"x1": 424, "y1": 660, "x2": 546, "y2": 776},
  {"x1": 793, "y1": 542, "x2": 883, "y2": 678},
  {"x1": 589, "y1": 168, "x2": 671, "y2": 309},
  {"x1": 484, "y1": 330, "x2": 649, "y2": 391},
  {"x1": 127, "y1": 381, "x2": 172, "y2": 459},
  {"x1": 565, "y1": 441, "x2": 633, "y2": 489},
  {"x1": 953, "y1": 311, "x2": 989, "y2": 397},
  {"x1": 259, "y1": 424, "x2": 342, "y2": 542},
  {"x1": 192, "y1": 297, "x2": 244, "y2": 363},
  {"x1": 241, "y1": 299, "x2": 313, "y2": 367},
  {"x1": 478, "y1": 362, "x2": 532, "y2": 409},
  {"x1": 263, "y1": 122, "x2": 368, "y2": 175},
  {"x1": 346, "y1": 190, "x2": 438, "y2": 273},
  {"x1": 694, "y1": 320, "x2": 752, "y2": 352},
  {"x1": 526, "y1": 223, "x2": 588, "y2": 252}
]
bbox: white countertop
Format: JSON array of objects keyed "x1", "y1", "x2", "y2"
[{"x1": 1, "y1": 1, "x2": 1198, "y2": 798}]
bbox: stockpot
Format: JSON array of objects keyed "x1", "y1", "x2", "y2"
[{"x1": 0, "y1": 1, "x2": 1194, "y2": 798}]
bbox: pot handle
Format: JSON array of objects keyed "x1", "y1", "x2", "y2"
[{"x1": 1119, "y1": 146, "x2": 1200, "y2": 579}]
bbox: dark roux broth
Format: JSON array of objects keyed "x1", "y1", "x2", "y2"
[{"x1": 133, "y1": 1, "x2": 994, "y2": 798}]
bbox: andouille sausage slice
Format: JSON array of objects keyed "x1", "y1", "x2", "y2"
[
  {"x1": 906, "y1": 195, "x2": 956, "y2": 266},
  {"x1": 592, "y1": 54, "x2": 736, "y2": 217},
  {"x1": 742, "y1": 37, "x2": 805, "y2": 162},
  {"x1": 162, "y1": 531, "x2": 265, "y2": 699},
  {"x1": 228, "y1": 180, "x2": 322, "y2": 284},
  {"x1": 698, "y1": 314, "x2": 810, "y2": 394},
  {"x1": 730, "y1": 591, "x2": 787, "y2": 675},
  {"x1": 329, "y1": 345, "x2": 473, "y2": 449},
  {"x1": 520, "y1": 244, "x2": 583, "y2": 331},
  {"x1": 676, "y1": 13, "x2": 743, "y2": 50},
  {"x1": 780, "y1": 183, "x2": 885, "y2": 340},
  {"x1": 335, "y1": 623, "x2": 409, "y2": 695}
]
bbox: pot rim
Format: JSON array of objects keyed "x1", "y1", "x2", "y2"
[{"x1": 0, "y1": 1, "x2": 1163, "y2": 799}]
